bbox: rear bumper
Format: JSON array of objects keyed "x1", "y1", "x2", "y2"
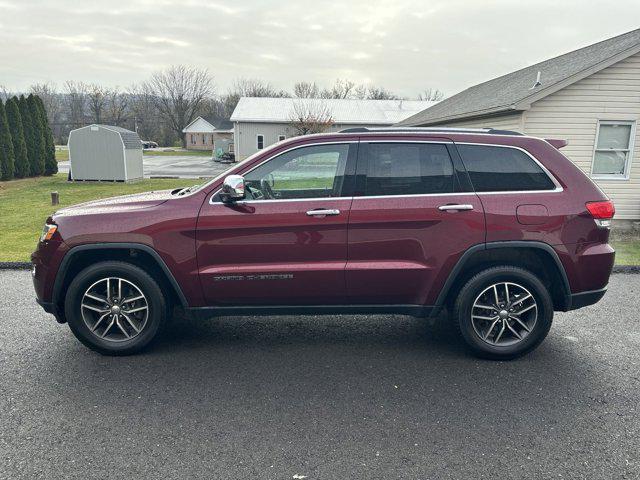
[{"x1": 566, "y1": 286, "x2": 607, "y2": 311}]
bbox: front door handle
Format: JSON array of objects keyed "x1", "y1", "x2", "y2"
[
  {"x1": 306, "y1": 209, "x2": 340, "y2": 216},
  {"x1": 438, "y1": 204, "x2": 474, "y2": 211}
]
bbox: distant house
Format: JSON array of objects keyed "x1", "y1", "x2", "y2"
[
  {"x1": 399, "y1": 28, "x2": 640, "y2": 222},
  {"x1": 182, "y1": 117, "x2": 233, "y2": 151},
  {"x1": 230, "y1": 97, "x2": 436, "y2": 160}
]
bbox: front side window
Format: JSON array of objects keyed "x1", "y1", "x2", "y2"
[
  {"x1": 457, "y1": 144, "x2": 556, "y2": 192},
  {"x1": 244, "y1": 144, "x2": 350, "y2": 200},
  {"x1": 361, "y1": 143, "x2": 455, "y2": 196},
  {"x1": 592, "y1": 121, "x2": 635, "y2": 179},
  {"x1": 190, "y1": 134, "x2": 196, "y2": 145},
  {"x1": 257, "y1": 135, "x2": 264, "y2": 150}
]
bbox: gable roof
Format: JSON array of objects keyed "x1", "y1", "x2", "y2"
[
  {"x1": 230, "y1": 97, "x2": 436, "y2": 125},
  {"x1": 398, "y1": 28, "x2": 640, "y2": 126},
  {"x1": 182, "y1": 117, "x2": 234, "y2": 133},
  {"x1": 72, "y1": 124, "x2": 141, "y2": 149}
]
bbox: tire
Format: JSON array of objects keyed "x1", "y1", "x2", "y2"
[
  {"x1": 64, "y1": 261, "x2": 167, "y2": 355},
  {"x1": 452, "y1": 266, "x2": 553, "y2": 360}
]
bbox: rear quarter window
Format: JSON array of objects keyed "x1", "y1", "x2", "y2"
[{"x1": 456, "y1": 144, "x2": 556, "y2": 192}]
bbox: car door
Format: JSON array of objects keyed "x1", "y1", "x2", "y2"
[
  {"x1": 196, "y1": 141, "x2": 357, "y2": 306},
  {"x1": 346, "y1": 139, "x2": 485, "y2": 307}
]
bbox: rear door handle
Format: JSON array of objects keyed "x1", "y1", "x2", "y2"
[
  {"x1": 438, "y1": 204, "x2": 474, "y2": 211},
  {"x1": 306, "y1": 209, "x2": 340, "y2": 216}
]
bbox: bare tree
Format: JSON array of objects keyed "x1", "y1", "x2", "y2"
[
  {"x1": 142, "y1": 65, "x2": 214, "y2": 147},
  {"x1": 366, "y1": 86, "x2": 400, "y2": 100},
  {"x1": 294, "y1": 81, "x2": 320, "y2": 98},
  {"x1": 64, "y1": 81, "x2": 88, "y2": 128},
  {"x1": 87, "y1": 84, "x2": 107, "y2": 123},
  {"x1": 417, "y1": 88, "x2": 445, "y2": 101},
  {"x1": 320, "y1": 79, "x2": 357, "y2": 99},
  {"x1": 0, "y1": 85, "x2": 10, "y2": 102},
  {"x1": 104, "y1": 87, "x2": 128, "y2": 126},
  {"x1": 128, "y1": 84, "x2": 161, "y2": 140},
  {"x1": 289, "y1": 99, "x2": 334, "y2": 136},
  {"x1": 222, "y1": 77, "x2": 288, "y2": 118}
]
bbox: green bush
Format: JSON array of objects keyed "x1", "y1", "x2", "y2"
[
  {"x1": 35, "y1": 96, "x2": 57, "y2": 175},
  {"x1": 0, "y1": 101, "x2": 15, "y2": 180},
  {"x1": 5, "y1": 97, "x2": 29, "y2": 178},
  {"x1": 27, "y1": 94, "x2": 46, "y2": 176}
]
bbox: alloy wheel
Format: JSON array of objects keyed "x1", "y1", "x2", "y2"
[
  {"x1": 470, "y1": 281, "x2": 538, "y2": 347},
  {"x1": 80, "y1": 277, "x2": 149, "y2": 342}
]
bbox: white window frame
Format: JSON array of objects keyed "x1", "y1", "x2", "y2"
[
  {"x1": 590, "y1": 120, "x2": 636, "y2": 180},
  {"x1": 256, "y1": 134, "x2": 264, "y2": 150},
  {"x1": 278, "y1": 134, "x2": 286, "y2": 142}
]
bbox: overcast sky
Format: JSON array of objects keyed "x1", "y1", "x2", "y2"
[{"x1": 1, "y1": 0, "x2": 639, "y2": 97}]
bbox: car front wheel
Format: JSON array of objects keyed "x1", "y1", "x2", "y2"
[
  {"x1": 452, "y1": 266, "x2": 553, "y2": 360},
  {"x1": 64, "y1": 261, "x2": 167, "y2": 355}
]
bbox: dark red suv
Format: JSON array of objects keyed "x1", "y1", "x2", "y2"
[{"x1": 32, "y1": 128, "x2": 615, "y2": 359}]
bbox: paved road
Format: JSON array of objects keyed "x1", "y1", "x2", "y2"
[
  {"x1": 57, "y1": 155, "x2": 233, "y2": 179},
  {"x1": 1, "y1": 271, "x2": 639, "y2": 479}
]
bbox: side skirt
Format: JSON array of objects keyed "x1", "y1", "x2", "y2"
[{"x1": 186, "y1": 304, "x2": 435, "y2": 319}]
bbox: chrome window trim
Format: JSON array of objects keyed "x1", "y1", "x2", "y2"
[
  {"x1": 209, "y1": 141, "x2": 357, "y2": 205},
  {"x1": 208, "y1": 139, "x2": 564, "y2": 205},
  {"x1": 454, "y1": 142, "x2": 564, "y2": 193}
]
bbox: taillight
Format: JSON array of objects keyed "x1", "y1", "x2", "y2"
[{"x1": 586, "y1": 200, "x2": 614, "y2": 227}]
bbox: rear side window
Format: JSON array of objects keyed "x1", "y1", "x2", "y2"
[
  {"x1": 362, "y1": 143, "x2": 455, "y2": 196},
  {"x1": 457, "y1": 144, "x2": 556, "y2": 192}
]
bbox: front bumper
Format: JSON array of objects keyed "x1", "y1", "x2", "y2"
[
  {"x1": 567, "y1": 286, "x2": 607, "y2": 311},
  {"x1": 36, "y1": 298, "x2": 66, "y2": 323}
]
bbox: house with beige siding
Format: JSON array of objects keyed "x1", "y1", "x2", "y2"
[
  {"x1": 230, "y1": 97, "x2": 435, "y2": 161},
  {"x1": 399, "y1": 28, "x2": 640, "y2": 223},
  {"x1": 182, "y1": 117, "x2": 233, "y2": 151}
]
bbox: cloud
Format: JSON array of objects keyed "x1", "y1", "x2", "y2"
[
  {"x1": 144, "y1": 36, "x2": 190, "y2": 47},
  {"x1": 1, "y1": 0, "x2": 639, "y2": 99}
]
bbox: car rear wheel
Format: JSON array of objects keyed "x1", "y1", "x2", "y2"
[
  {"x1": 452, "y1": 266, "x2": 553, "y2": 360},
  {"x1": 64, "y1": 261, "x2": 167, "y2": 355}
]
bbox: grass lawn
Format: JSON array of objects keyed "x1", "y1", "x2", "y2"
[
  {"x1": 611, "y1": 239, "x2": 640, "y2": 266},
  {"x1": 55, "y1": 148, "x2": 68, "y2": 162},
  {"x1": 0, "y1": 174, "x2": 195, "y2": 262}
]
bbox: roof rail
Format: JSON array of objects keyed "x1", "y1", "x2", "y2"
[{"x1": 338, "y1": 126, "x2": 524, "y2": 136}]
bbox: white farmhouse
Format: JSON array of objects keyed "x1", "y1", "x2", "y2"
[{"x1": 230, "y1": 97, "x2": 436, "y2": 160}]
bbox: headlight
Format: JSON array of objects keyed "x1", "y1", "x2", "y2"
[{"x1": 40, "y1": 224, "x2": 57, "y2": 242}]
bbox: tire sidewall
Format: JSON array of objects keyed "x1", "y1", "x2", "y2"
[
  {"x1": 65, "y1": 262, "x2": 166, "y2": 355},
  {"x1": 455, "y1": 267, "x2": 553, "y2": 359}
]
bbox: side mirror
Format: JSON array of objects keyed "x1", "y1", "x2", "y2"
[{"x1": 220, "y1": 175, "x2": 246, "y2": 203}]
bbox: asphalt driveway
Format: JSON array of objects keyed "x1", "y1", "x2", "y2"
[
  {"x1": 57, "y1": 155, "x2": 233, "y2": 179},
  {"x1": 1, "y1": 271, "x2": 639, "y2": 479}
]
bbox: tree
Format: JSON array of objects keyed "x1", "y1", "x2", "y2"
[
  {"x1": 5, "y1": 97, "x2": 29, "y2": 178},
  {"x1": 27, "y1": 94, "x2": 46, "y2": 176},
  {"x1": 417, "y1": 88, "x2": 445, "y2": 101},
  {"x1": 0, "y1": 100, "x2": 14, "y2": 180},
  {"x1": 222, "y1": 78, "x2": 288, "y2": 118},
  {"x1": 35, "y1": 96, "x2": 57, "y2": 175},
  {"x1": 289, "y1": 99, "x2": 334, "y2": 136},
  {"x1": 293, "y1": 81, "x2": 320, "y2": 98},
  {"x1": 31, "y1": 83, "x2": 64, "y2": 144},
  {"x1": 320, "y1": 79, "x2": 357, "y2": 99},
  {"x1": 142, "y1": 65, "x2": 214, "y2": 147},
  {"x1": 87, "y1": 84, "x2": 107, "y2": 123},
  {"x1": 366, "y1": 86, "x2": 400, "y2": 100},
  {"x1": 64, "y1": 81, "x2": 88, "y2": 129},
  {"x1": 105, "y1": 88, "x2": 128, "y2": 126}
]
